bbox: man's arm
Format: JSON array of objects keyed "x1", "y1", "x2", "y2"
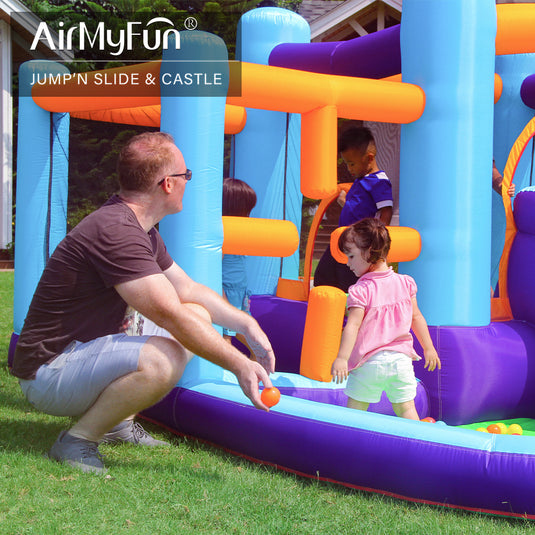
[
  {"x1": 114, "y1": 272, "x2": 273, "y2": 410},
  {"x1": 162, "y1": 262, "x2": 275, "y2": 373}
]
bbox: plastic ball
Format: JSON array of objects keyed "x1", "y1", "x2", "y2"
[
  {"x1": 261, "y1": 387, "x2": 281, "y2": 408},
  {"x1": 507, "y1": 424, "x2": 523, "y2": 435},
  {"x1": 476, "y1": 427, "x2": 489, "y2": 433},
  {"x1": 435, "y1": 421, "x2": 447, "y2": 426},
  {"x1": 487, "y1": 424, "x2": 502, "y2": 434},
  {"x1": 496, "y1": 423, "x2": 508, "y2": 434},
  {"x1": 420, "y1": 417, "x2": 436, "y2": 423}
]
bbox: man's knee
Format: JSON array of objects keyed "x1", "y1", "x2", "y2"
[{"x1": 139, "y1": 336, "x2": 189, "y2": 385}]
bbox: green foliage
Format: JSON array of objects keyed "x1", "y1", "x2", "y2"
[
  {"x1": 67, "y1": 120, "x2": 156, "y2": 230},
  {"x1": 278, "y1": 0, "x2": 302, "y2": 13}
]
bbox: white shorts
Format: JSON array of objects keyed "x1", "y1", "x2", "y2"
[
  {"x1": 19, "y1": 334, "x2": 148, "y2": 417},
  {"x1": 344, "y1": 349, "x2": 417, "y2": 404}
]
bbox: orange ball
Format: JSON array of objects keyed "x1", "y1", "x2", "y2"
[
  {"x1": 487, "y1": 424, "x2": 502, "y2": 434},
  {"x1": 261, "y1": 387, "x2": 281, "y2": 408},
  {"x1": 420, "y1": 417, "x2": 436, "y2": 423}
]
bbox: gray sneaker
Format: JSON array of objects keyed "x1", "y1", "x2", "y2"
[
  {"x1": 100, "y1": 420, "x2": 169, "y2": 447},
  {"x1": 49, "y1": 431, "x2": 106, "y2": 474}
]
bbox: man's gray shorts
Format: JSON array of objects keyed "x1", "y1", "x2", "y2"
[{"x1": 19, "y1": 334, "x2": 150, "y2": 417}]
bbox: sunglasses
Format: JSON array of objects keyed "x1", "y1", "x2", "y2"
[{"x1": 157, "y1": 169, "x2": 192, "y2": 186}]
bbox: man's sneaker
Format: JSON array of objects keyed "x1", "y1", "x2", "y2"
[
  {"x1": 49, "y1": 431, "x2": 106, "y2": 474},
  {"x1": 100, "y1": 420, "x2": 169, "y2": 446}
]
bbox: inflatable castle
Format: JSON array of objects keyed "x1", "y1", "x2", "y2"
[{"x1": 9, "y1": 0, "x2": 535, "y2": 518}]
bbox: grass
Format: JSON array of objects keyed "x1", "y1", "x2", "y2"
[{"x1": 2, "y1": 271, "x2": 535, "y2": 534}]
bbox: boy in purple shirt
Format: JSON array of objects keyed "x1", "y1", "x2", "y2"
[{"x1": 314, "y1": 126, "x2": 393, "y2": 292}]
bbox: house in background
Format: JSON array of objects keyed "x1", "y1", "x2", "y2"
[
  {"x1": 298, "y1": 0, "x2": 402, "y2": 238},
  {"x1": 300, "y1": 0, "x2": 401, "y2": 42},
  {"x1": 0, "y1": 0, "x2": 71, "y2": 254}
]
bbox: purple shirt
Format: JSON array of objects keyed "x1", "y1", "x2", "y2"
[{"x1": 339, "y1": 170, "x2": 393, "y2": 226}]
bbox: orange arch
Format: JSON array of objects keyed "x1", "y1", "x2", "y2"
[{"x1": 492, "y1": 116, "x2": 535, "y2": 321}]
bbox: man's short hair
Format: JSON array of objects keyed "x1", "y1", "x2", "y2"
[{"x1": 117, "y1": 132, "x2": 176, "y2": 192}]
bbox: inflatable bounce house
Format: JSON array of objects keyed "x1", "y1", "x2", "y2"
[{"x1": 10, "y1": 0, "x2": 535, "y2": 518}]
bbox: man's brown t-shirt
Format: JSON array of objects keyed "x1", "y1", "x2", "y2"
[{"x1": 12, "y1": 196, "x2": 173, "y2": 380}]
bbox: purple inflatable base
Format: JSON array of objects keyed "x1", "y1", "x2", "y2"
[{"x1": 141, "y1": 386, "x2": 535, "y2": 518}]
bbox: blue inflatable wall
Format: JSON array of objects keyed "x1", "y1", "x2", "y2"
[
  {"x1": 14, "y1": 61, "x2": 69, "y2": 334},
  {"x1": 399, "y1": 0, "x2": 496, "y2": 327},
  {"x1": 159, "y1": 31, "x2": 229, "y2": 383},
  {"x1": 233, "y1": 7, "x2": 309, "y2": 295}
]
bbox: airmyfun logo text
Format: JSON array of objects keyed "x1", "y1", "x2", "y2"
[{"x1": 30, "y1": 17, "x2": 181, "y2": 56}]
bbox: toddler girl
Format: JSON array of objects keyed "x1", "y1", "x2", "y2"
[{"x1": 331, "y1": 218, "x2": 441, "y2": 419}]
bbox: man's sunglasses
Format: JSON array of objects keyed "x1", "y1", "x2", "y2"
[{"x1": 157, "y1": 169, "x2": 192, "y2": 186}]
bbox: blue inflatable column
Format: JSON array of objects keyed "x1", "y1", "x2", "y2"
[
  {"x1": 159, "y1": 32, "x2": 228, "y2": 383},
  {"x1": 399, "y1": 0, "x2": 496, "y2": 326},
  {"x1": 233, "y1": 8, "x2": 310, "y2": 295},
  {"x1": 13, "y1": 61, "x2": 69, "y2": 335},
  {"x1": 492, "y1": 54, "x2": 535, "y2": 288}
]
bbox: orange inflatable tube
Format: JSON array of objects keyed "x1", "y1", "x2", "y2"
[
  {"x1": 300, "y1": 285, "x2": 347, "y2": 382},
  {"x1": 33, "y1": 59, "x2": 425, "y2": 125},
  {"x1": 71, "y1": 103, "x2": 247, "y2": 134},
  {"x1": 300, "y1": 105, "x2": 338, "y2": 199},
  {"x1": 496, "y1": 4, "x2": 535, "y2": 55},
  {"x1": 222, "y1": 216, "x2": 299, "y2": 257},
  {"x1": 330, "y1": 225, "x2": 422, "y2": 265},
  {"x1": 228, "y1": 63, "x2": 425, "y2": 124},
  {"x1": 32, "y1": 61, "x2": 162, "y2": 112}
]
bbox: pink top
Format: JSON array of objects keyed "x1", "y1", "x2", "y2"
[{"x1": 346, "y1": 268, "x2": 420, "y2": 371}]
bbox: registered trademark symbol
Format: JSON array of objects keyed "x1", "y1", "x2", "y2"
[{"x1": 184, "y1": 17, "x2": 197, "y2": 30}]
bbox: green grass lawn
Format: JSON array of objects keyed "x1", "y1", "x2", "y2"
[{"x1": 1, "y1": 271, "x2": 535, "y2": 534}]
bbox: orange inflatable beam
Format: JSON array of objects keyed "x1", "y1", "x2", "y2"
[
  {"x1": 330, "y1": 225, "x2": 421, "y2": 265},
  {"x1": 71, "y1": 103, "x2": 247, "y2": 134},
  {"x1": 222, "y1": 216, "x2": 299, "y2": 257},
  {"x1": 34, "y1": 61, "x2": 425, "y2": 125},
  {"x1": 32, "y1": 61, "x2": 161, "y2": 112},
  {"x1": 496, "y1": 4, "x2": 535, "y2": 55},
  {"x1": 228, "y1": 63, "x2": 425, "y2": 124},
  {"x1": 383, "y1": 73, "x2": 502, "y2": 103}
]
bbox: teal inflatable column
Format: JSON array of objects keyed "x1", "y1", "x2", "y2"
[
  {"x1": 492, "y1": 54, "x2": 535, "y2": 288},
  {"x1": 159, "y1": 32, "x2": 228, "y2": 383},
  {"x1": 14, "y1": 61, "x2": 69, "y2": 334},
  {"x1": 234, "y1": 8, "x2": 309, "y2": 295},
  {"x1": 159, "y1": 31, "x2": 227, "y2": 290},
  {"x1": 399, "y1": 0, "x2": 496, "y2": 326}
]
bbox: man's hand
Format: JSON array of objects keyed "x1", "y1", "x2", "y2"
[{"x1": 235, "y1": 359, "x2": 274, "y2": 411}]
